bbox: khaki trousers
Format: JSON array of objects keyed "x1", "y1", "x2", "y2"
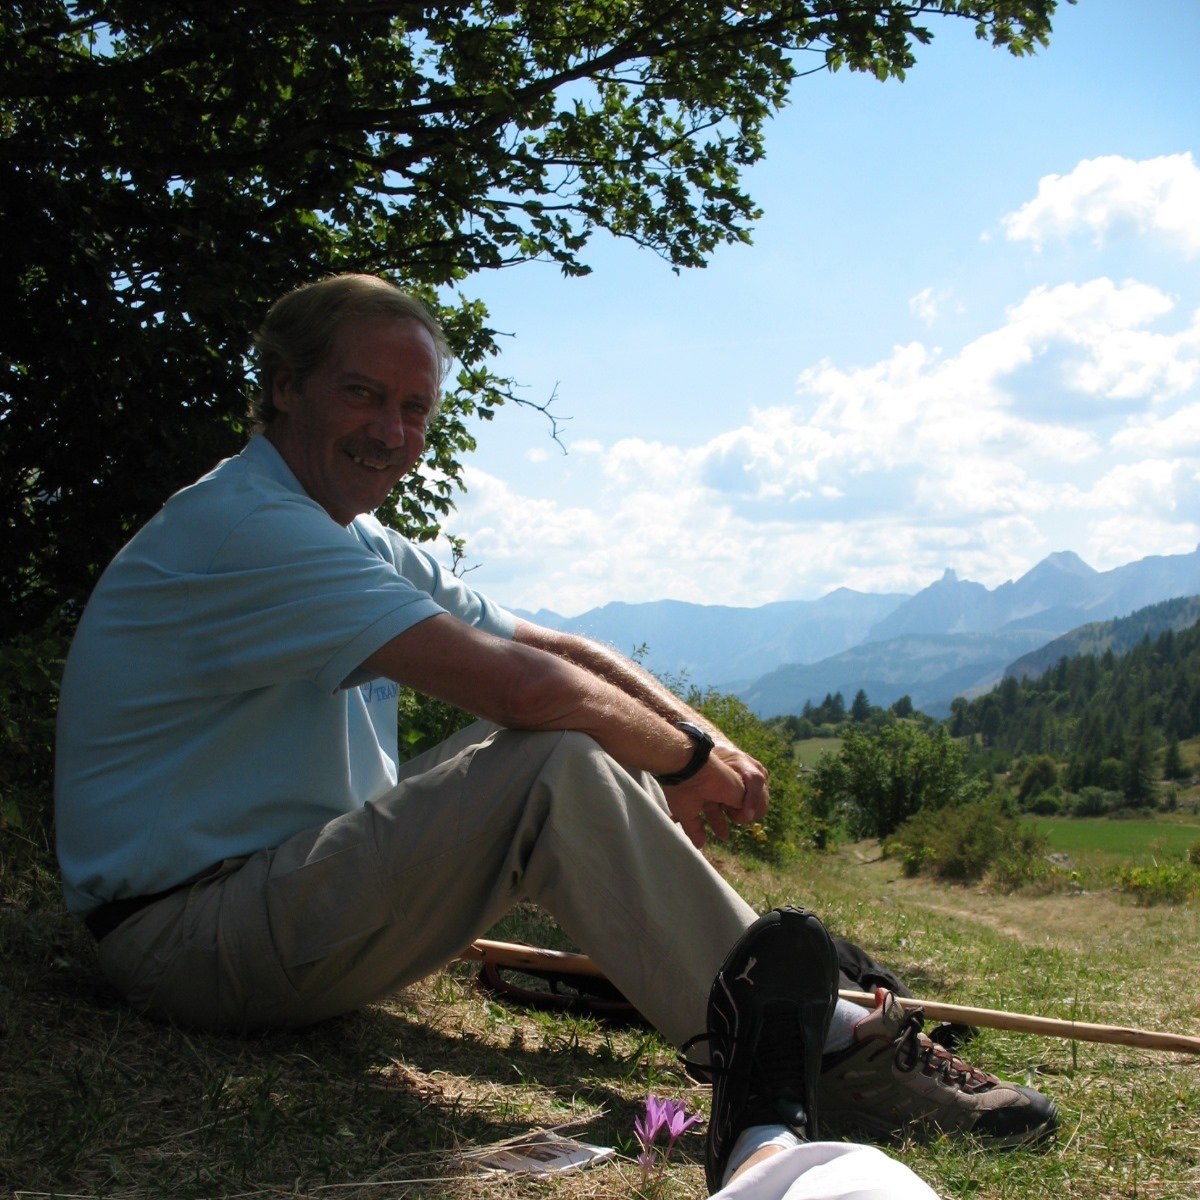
[{"x1": 98, "y1": 722, "x2": 758, "y2": 1046}]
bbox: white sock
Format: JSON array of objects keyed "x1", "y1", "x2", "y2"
[
  {"x1": 723, "y1": 1124, "x2": 805, "y2": 1188},
  {"x1": 823, "y1": 997, "x2": 865, "y2": 1053}
]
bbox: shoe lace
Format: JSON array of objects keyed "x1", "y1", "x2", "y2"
[
  {"x1": 677, "y1": 1032, "x2": 716, "y2": 1083},
  {"x1": 892, "y1": 1011, "x2": 999, "y2": 1095},
  {"x1": 678, "y1": 1000, "x2": 811, "y2": 1125}
]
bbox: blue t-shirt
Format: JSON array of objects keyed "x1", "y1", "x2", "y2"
[{"x1": 54, "y1": 436, "x2": 516, "y2": 915}]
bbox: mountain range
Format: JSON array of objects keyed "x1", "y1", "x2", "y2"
[{"x1": 516, "y1": 545, "x2": 1200, "y2": 719}]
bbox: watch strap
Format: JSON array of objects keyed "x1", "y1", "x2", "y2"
[{"x1": 654, "y1": 720, "x2": 715, "y2": 786}]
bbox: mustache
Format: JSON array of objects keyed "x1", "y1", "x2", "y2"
[{"x1": 339, "y1": 437, "x2": 408, "y2": 468}]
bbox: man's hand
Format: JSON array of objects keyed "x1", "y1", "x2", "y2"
[
  {"x1": 712, "y1": 742, "x2": 769, "y2": 826},
  {"x1": 662, "y1": 748, "x2": 769, "y2": 849}
]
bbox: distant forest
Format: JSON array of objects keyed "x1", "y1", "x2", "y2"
[{"x1": 946, "y1": 617, "x2": 1200, "y2": 796}]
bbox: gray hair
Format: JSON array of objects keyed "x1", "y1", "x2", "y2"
[{"x1": 250, "y1": 274, "x2": 451, "y2": 428}]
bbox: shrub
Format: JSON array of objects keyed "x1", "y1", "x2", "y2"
[
  {"x1": 1025, "y1": 790, "x2": 1062, "y2": 816},
  {"x1": 990, "y1": 845, "x2": 1056, "y2": 893},
  {"x1": 688, "y1": 686, "x2": 811, "y2": 863},
  {"x1": 1016, "y1": 754, "x2": 1058, "y2": 805},
  {"x1": 0, "y1": 618, "x2": 71, "y2": 906},
  {"x1": 1187, "y1": 841, "x2": 1200, "y2": 869},
  {"x1": 1112, "y1": 863, "x2": 1200, "y2": 905},
  {"x1": 886, "y1": 798, "x2": 1047, "y2": 888},
  {"x1": 397, "y1": 690, "x2": 475, "y2": 759},
  {"x1": 1071, "y1": 786, "x2": 1123, "y2": 817}
]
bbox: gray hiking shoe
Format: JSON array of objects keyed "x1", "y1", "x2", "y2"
[{"x1": 820, "y1": 989, "x2": 1058, "y2": 1148}]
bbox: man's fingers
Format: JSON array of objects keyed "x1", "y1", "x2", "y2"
[
  {"x1": 703, "y1": 802, "x2": 731, "y2": 842},
  {"x1": 680, "y1": 814, "x2": 707, "y2": 849},
  {"x1": 731, "y1": 780, "x2": 766, "y2": 824},
  {"x1": 745, "y1": 776, "x2": 769, "y2": 823},
  {"x1": 711, "y1": 746, "x2": 769, "y2": 819},
  {"x1": 724, "y1": 764, "x2": 767, "y2": 825},
  {"x1": 662, "y1": 753, "x2": 748, "y2": 841}
]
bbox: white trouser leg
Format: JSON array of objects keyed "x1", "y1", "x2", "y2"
[{"x1": 712, "y1": 1143, "x2": 941, "y2": 1200}]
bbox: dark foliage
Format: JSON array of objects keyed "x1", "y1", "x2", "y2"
[
  {"x1": 0, "y1": 0, "x2": 1062, "y2": 897},
  {"x1": 1, "y1": 0, "x2": 1060, "y2": 635}
]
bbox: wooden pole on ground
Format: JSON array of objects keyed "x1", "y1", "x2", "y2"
[
  {"x1": 462, "y1": 938, "x2": 1200, "y2": 1057},
  {"x1": 836, "y1": 989, "x2": 1200, "y2": 1056}
]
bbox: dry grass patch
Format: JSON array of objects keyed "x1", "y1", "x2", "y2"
[
  {"x1": 0, "y1": 902, "x2": 705, "y2": 1200},
  {"x1": 4, "y1": 848, "x2": 1199, "y2": 1200}
]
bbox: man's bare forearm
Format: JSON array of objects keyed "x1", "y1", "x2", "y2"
[
  {"x1": 512, "y1": 620, "x2": 770, "y2": 829},
  {"x1": 512, "y1": 621, "x2": 720, "y2": 739},
  {"x1": 364, "y1": 615, "x2": 697, "y2": 778}
]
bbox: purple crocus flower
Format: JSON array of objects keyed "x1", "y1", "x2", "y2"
[
  {"x1": 635, "y1": 1093, "x2": 700, "y2": 1186},
  {"x1": 662, "y1": 1096, "x2": 702, "y2": 1148},
  {"x1": 635, "y1": 1094, "x2": 670, "y2": 1152}
]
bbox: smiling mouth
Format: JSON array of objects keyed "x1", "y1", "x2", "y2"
[{"x1": 348, "y1": 452, "x2": 394, "y2": 472}]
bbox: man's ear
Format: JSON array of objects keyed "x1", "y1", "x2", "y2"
[{"x1": 272, "y1": 369, "x2": 297, "y2": 415}]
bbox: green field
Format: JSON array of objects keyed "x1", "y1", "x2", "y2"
[
  {"x1": 1034, "y1": 816, "x2": 1200, "y2": 865},
  {"x1": 791, "y1": 735, "x2": 842, "y2": 766}
]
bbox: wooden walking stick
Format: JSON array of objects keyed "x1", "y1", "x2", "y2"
[
  {"x1": 835, "y1": 989, "x2": 1200, "y2": 1057},
  {"x1": 461, "y1": 938, "x2": 1200, "y2": 1057}
]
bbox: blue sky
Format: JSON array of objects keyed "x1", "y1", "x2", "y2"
[{"x1": 433, "y1": 0, "x2": 1200, "y2": 617}]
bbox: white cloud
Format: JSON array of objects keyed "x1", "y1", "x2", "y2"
[
  {"x1": 1113, "y1": 401, "x2": 1200, "y2": 454},
  {"x1": 447, "y1": 220, "x2": 1200, "y2": 615},
  {"x1": 1002, "y1": 153, "x2": 1200, "y2": 256},
  {"x1": 1086, "y1": 459, "x2": 1187, "y2": 515},
  {"x1": 908, "y1": 286, "x2": 961, "y2": 327},
  {"x1": 913, "y1": 457, "x2": 1052, "y2": 519},
  {"x1": 1085, "y1": 513, "x2": 1200, "y2": 573},
  {"x1": 1000, "y1": 279, "x2": 1198, "y2": 402},
  {"x1": 909, "y1": 286, "x2": 940, "y2": 324}
]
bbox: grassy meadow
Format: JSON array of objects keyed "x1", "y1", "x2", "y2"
[
  {"x1": 1035, "y1": 816, "x2": 1200, "y2": 866},
  {"x1": 3, "y1": 832, "x2": 1198, "y2": 1200},
  {"x1": 791, "y1": 737, "x2": 842, "y2": 767}
]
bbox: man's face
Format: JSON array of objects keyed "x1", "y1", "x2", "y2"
[{"x1": 267, "y1": 316, "x2": 440, "y2": 525}]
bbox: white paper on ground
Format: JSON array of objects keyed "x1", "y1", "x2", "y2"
[{"x1": 459, "y1": 1129, "x2": 616, "y2": 1174}]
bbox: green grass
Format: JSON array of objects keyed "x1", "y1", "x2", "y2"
[
  {"x1": 3, "y1": 848, "x2": 1199, "y2": 1200},
  {"x1": 1034, "y1": 816, "x2": 1200, "y2": 866},
  {"x1": 792, "y1": 736, "x2": 842, "y2": 766}
]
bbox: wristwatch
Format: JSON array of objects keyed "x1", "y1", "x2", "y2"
[{"x1": 654, "y1": 720, "x2": 715, "y2": 786}]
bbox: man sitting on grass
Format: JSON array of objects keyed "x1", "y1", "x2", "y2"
[{"x1": 55, "y1": 274, "x2": 1057, "y2": 1196}]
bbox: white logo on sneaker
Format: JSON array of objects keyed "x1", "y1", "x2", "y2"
[{"x1": 734, "y1": 956, "x2": 757, "y2": 984}]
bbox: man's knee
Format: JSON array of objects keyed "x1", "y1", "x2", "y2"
[
  {"x1": 509, "y1": 728, "x2": 680, "y2": 840},
  {"x1": 486, "y1": 726, "x2": 610, "y2": 786}
]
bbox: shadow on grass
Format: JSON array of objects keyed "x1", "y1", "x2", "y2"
[{"x1": 2, "y1": 901, "x2": 686, "y2": 1198}]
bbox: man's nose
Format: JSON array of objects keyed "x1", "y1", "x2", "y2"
[{"x1": 371, "y1": 403, "x2": 407, "y2": 447}]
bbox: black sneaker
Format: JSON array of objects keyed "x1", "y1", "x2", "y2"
[
  {"x1": 820, "y1": 989, "x2": 1059, "y2": 1148},
  {"x1": 681, "y1": 907, "x2": 840, "y2": 1194}
]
